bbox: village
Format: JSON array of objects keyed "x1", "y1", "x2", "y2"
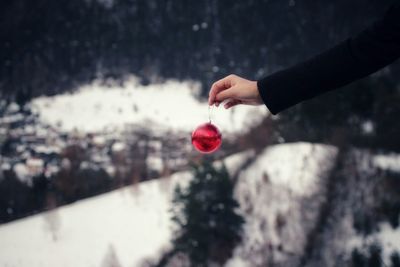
[{"x1": 0, "y1": 101, "x2": 196, "y2": 222}]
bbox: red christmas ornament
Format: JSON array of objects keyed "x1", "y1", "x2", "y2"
[{"x1": 191, "y1": 123, "x2": 222, "y2": 153}]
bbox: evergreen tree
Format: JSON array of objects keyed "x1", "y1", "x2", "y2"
[
  {"x1": 368, "y1": 243, "x2": 382, "y2": 267},
  {"x1": 391, "y1": 251, "x2": 400, "y2": 267},
  {"x1": 351, "y1": 248, "x2": 367, "y2": 267},
  {"x1": 170, "y1": 160, "x2": 244, "y2": 266}
]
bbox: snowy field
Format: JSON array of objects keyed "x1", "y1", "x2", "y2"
[
  {"x1": 229, "y1": 143, "x2": 339, "y2": 266},
  {"x1": 31, "y1": 76, "x2": 268, "y2": 135},
  {"x1": 0, "y1": 143, "x2": 338, "y2": 267},
  {"x1": 1, "y1": 143, "x2": 399, "y2": 267},
  {"x1": 0, "y1": 171, "x2": 192, "y2": 267}
]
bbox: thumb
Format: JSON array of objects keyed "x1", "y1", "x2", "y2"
[{"x1": 215, "y1": 86, "x2": 237, "y2": 103}]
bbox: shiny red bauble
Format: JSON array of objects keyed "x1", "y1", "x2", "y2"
[{"x1": 191, "y1": 123, "x2": 222, "y2": 154}]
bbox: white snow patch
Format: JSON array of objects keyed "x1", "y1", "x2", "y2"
[
  {"x1": 361, "y1": 120, "x2": 374, "y2": 134},
  {"x1": 0, "y1": 149, "x2": 256, "y2": 267},
  {"x1": 147, "y1": 155, "x2": 164, "y2": 173},
  {"x1": 6, "y1": 102, "x2": 19, "y2": 113},
  {"x1": 1, "y1": 162, "x2": 11, "y2": 171},
  {"x1": 216, "y1": 150, "x2": 256, "y2": 176},
  {"x1": 31, "y1": 76, "x2": 268, "y2": 135},
  {"x1": 373, "y1": 153, "x2": 400, "y2": 172},
  {"x1": 0, "y1": 144, "x2": 339, "y2": 267},
  {"x1": 0, "y1": 113, "x2": 24, "y2": 124},
  {"x1": 111, "y1": 141, "x2": 125, "y2": 152},
  {"x1": 33, "y1": 145, "x2": 62, "y2": 155},
  {"x1": 13, "y1": 163, "x2": 32, "y2": 186},
  {"x1": 232, "y1": 142, "x2": 339, "y2": 265},
  {"x1": 347, "y1": 222, "x2": 400, "y2": 264},
  {"x1": 224, "y1": 256, "x2": 250, "y2": 267},
  {"x1": 92, "y1": 135, "x2": 107, "y2": 146},
  {"x1": 0, "y1": 171, "x2": 192, "y2": 267},
  {"x1": 240, "y1": 142, "x2": 338, "y2": 196}
]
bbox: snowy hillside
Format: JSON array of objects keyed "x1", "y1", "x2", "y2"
[
  {"x1": 0, "y1": 76, "x2": 269, "y2": 225},
  {"x1": 0, "y1": 171, "x2": 191, "y2": 267},
  {"x1": 0, "y1": 149, "x2": 254, "y2": 267},
  {"x1": 229, "y1": 143, "x2": 339, "y2": 266},
  {"x1": 1, "y1": 143, "x2": 399, "y2": 267},
  {"x1": 31, "y1": 76, "x2": 268, "y2": 135},
  {"x1": 0, "y1": 143, "x2": 339, "y2": 267}
]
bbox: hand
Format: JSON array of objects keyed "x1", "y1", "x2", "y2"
[{"x1": 208, "y1": 74, "x2": 263, "y2": 109}]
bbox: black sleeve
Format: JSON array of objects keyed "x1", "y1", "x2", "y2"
[{"x1": 257, "y1": 2, "x2": 400, "y2": 115}]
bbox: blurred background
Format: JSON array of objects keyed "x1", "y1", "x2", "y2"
[{"x1": 0, "y1": 0, "x2": 399, "y2": 266}]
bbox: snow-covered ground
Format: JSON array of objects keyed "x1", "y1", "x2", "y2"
[
  {"x1": 0, "y1": 143, "x2": 340, "y2": 267},
  {"x1": 0, "y1": 171, "x2": 191, "y2": 267},
  {"x1": 230, "y1": 143, "x2": 339, "y2": 266},
  {"x1": 348, "y1": 221, "x2": 400, "y2": 264},
  {"x1": 373, "y1": 153, "x2": 400, "y2": 172},
  {"x1": 345, "y1": 152, "x2": 400, "y2": 264},
  {"x1": 31, "y1": 77, "x2": 268, "y2": 135}
]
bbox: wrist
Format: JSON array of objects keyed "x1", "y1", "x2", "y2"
[{"x1": 251, "y1": 81, "x2": 263, "y2": 105}]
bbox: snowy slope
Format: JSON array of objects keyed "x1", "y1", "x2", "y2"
[
  {"x1": 0, "y1": 171, "x2": 190, "y2": 267},
  {"x1": 345, "y1": 152, "x2": 400, "y2": 264},
  {"x1": 0, "y1": 150, "x2": 253, "y2": 267},
  {"x1": 229, "y1": 143, "x2": 339, "y2": 267},
  {"x1": 0, "y1": 143, "x2": 345, "y2": 267},
  {"x1": 31, "y1": 77, "x2": 268, "y2": 135}
]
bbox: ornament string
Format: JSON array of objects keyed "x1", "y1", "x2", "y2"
[{"x1": 208, "y1": 105, "x2": 212, "y2": 123}]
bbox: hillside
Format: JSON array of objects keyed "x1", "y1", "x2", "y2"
[
  {"x1": 0, "y1": 143, "x2": 350, "y2": 267},
  {"x1": 0, "y1": 77, "x2": 267, "y2": 223}
]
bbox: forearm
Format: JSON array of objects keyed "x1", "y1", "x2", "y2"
[{"x1": 258, "y1": 3, "x2": 400, "y2": 115}]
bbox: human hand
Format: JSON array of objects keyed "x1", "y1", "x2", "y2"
[{"x1": 208, "y1": 74, "x2": 263, "y2": 109}]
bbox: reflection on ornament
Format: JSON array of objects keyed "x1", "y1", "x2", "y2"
[{"x1": 191, "y1": 123, "x2": 222, "y2": 154}]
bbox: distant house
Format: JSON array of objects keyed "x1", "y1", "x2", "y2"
[{"x1": 26, "y1": 158, "x2": 44, "y2": 177}]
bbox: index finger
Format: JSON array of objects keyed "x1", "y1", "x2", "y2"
[{"x1": 208, "y1": 75, "x2": 235, "y2": 105}]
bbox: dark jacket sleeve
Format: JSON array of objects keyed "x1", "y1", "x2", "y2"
[{"x1": 257, "y1": 3, "x2": 400, "y2": 115}]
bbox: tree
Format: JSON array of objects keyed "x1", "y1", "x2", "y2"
[
  {"x1": 391, "y1": 251, "x2": 400, "y2": 267},
  {"x1": 170, "y1": 161, "x2": 244, "y2": 266},
  {"x1": 351, "y1": 248, "x2": 366, "y2": 267},
  {"x1": 367, "y1": 243, "x2": 382, "y2": 267}
]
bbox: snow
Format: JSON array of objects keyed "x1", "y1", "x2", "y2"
[
  {"x1": 373, "y1": 153, "x2": 400, "y2": 172},
  {"x1": 361, "y1": 120, "x2": 374, "y2": 134},
  {"x1": 215, "y1": 150, "x2": 255, "y2": 175},
  {"x1": 44, "y1": 164, "x2": 60, "y2": 178},
  {"x1": 27, "y1": 158, "x2": 45, "y2": 168},
  {"x1": 13, "y1": 163, "x2": 32, "y2": 186},
  {"x1": 238, "y1": 143, "x2": 338, "y2": 196},
  {"x1": 93, "y1": 136, "x2": 107, "y2": 147},
  {"x1": 6, "y1": 102, "x2": 20, "y2": 113},
  {"x1": 224, "y1": 257, "x2": 250, "y2": 267},
  {"x1": 348, "y1": 222, "x2": 400, "y2": 264},
  {"x1": 146, "y1": 155, "x2": 164, "y2": 172},
  {"x1": 111, "y1": 141, "x2": 126, "y2": 152},
  {"x1": 31, "y1": 76, "x2": 268, "y2": 135},
  {"x1": 232, "y1": 142, "x2": 339, "y2": 266},
  {"x1": 376, "y1": 223, "x2": 400, "y2": 259},
  {"x1": 0, "y1": 113, "x2": 24, "y2": 124},
  {"x1": 1, "y1": 162, "x2": 11, "y2": 171},
  {"x1": 0, "y1": 143, "x2": 341, "y2": 267},
  {"x1": 33, "y1": 145, "x2": 62, "y2": 155},
  {"x1": 0, "y1": 171, "x2": 191, "y2": 267},
  {"x1": 0, "y1": 148, "x2": 254, "y2": 267}
]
